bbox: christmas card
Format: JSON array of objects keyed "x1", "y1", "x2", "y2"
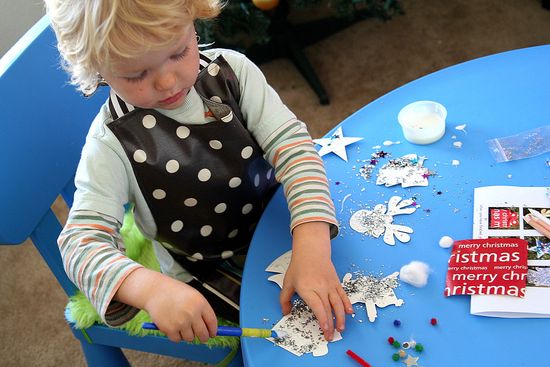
[
  {"x1": 469, "y1": 186, "x2": 550, "y2": 318},
  {"x1": 445, "y1": 238, "x2": 528, "y2": 297}
]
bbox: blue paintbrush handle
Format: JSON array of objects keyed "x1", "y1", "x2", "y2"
[{"x1": 141, "y1": 322, "x2": 278, "y2": 338}]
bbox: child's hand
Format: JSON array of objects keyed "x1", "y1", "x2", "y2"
[
  {"x1": 280, "y1": 222, "x2": 353, "y2": 341},
  {"x1": 116, "y1": 268, "x2": 217, "y2": 343}
]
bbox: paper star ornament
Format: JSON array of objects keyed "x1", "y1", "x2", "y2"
[
  {"x1": 313, "y1": 126, "x2": 363, "y2": 161},
  {"x1": 529, "y1": 238, "x2": 550, "y2": 258},
  {"x1": 403, "y1": 355, "x2": 420, "y2": 367}
]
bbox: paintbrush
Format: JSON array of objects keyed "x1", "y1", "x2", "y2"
[{"x1": 142, "y1": 322, "x2": 287, "y2": 338}]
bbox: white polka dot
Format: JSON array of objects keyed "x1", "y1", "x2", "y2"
[
  {"x1": 229, "y1": 177, "x2": 242, "y2": 188},
  {"x1": 209, "y1": 140, "x2": 223, "y2": 150},
  {"x1": 214, "y1": 203, "x2": 227, "y2": 214},
  {"x1": 152, "y1": 189, "x2": 166, "y2": 199},
  {"x1": 166, "y1": 160, "x2": 179, "y2": 173},
  {"x1": 189, "y1": 253, "x2": 203, "y2": 261},
  {"x1": 176, "y1": 126, "x2": 190, "y2": 139},
  {"x1": 207, "y1": 63, "x2": 220, "y2": 76},
  {"x1": 241, "y1": 146, "x2": 253, "y2": 159},
  {"x1": 221, "y1": 111, "x2": 233, "y2": 123},
  {"x1": 200, "y1": 225, "x2": 213, "y2": 237},
  {"x1": 254, "y1": 174, "x2": 260, "y2": 187},
  {"x1": 198, "y1": 168, "x2": 211, "y2": 182},
  {"x1": 221, "y1": 250, "x2": 233, "y2": 259},
  {"x1": 142, "y1": 114, "x2": 156, "y2": 129},
  {"x1": 210, "y1": 96, "x2": 222, "y2": 103},
  {"x1": 228, "y1": 229, "x2": 238, "y2": 238},
  {"x1": 184, "y1": 198, "x2": 197, "y2": 207},
  {"x1": 133, "y1": 149, "x2": 147, "y2": 163},
  {"x1": 266, "y1": 168, "x2": 273, "y2": 180},
  {"x1": 171, "y1": 220, "x2": 184, "y2": 232},
  {"x1": 242, "y1": 204, "x2": 253, "y2": 215}
]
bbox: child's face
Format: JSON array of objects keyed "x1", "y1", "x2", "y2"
[{"x1": 99, "y1": 24, "x2": 199, "y2": 110}]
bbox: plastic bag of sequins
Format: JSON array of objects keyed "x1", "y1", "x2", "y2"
[{"x1": 487, "y1": 125, "x2": 550, "y2": 162}]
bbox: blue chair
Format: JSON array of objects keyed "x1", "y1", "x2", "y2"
[{"x1": 0, "y1": 15, "x2": 242, "y2": 367}]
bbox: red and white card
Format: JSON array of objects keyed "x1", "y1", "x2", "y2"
[{"x1": 445, "y1": 238, "x2": 528, "y2": 297}]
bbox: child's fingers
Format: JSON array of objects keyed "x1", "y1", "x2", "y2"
[
  {"x1": 321, "y1": 294, "x2": 334, "y2": 340},
  {"x1": 329, "y1": 290, "x2": 346, "y2": 332},
  {"x1": 302, "y1": 291, "x2": 332, "y2": 341},
  {"x1": 203, "y1": 307, "x2": 218, "y2": 338},
  {"x1": 178, "y1": 327, "x2": 195, "y2": 343},
  {"x1": 192, "y1": 319, "x2": 211, "y2": 343},
  {"x1": 338, "y1": 285, "x2": 354, "y2": 314},
  {"x1": 279, "y1": 284, "x2": 295, "y2": 315}
]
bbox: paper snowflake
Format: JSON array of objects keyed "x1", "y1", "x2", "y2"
[
  {"x1": 269, "y1": 299, "x2": 342, "y2": 357},
  {"x1": 342, "y1": 271, "x2": 404, "y2": 322},
  {"x1": 376, "y1": 154, "x2": 432, "y2": 188},
  {"x1": 349, "y1": 196, "x2": 417, "y2": 245}
]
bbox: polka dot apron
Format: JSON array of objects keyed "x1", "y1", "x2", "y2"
[{"x1": 107, "y1": 55, "x2": 278, "y2": 321}]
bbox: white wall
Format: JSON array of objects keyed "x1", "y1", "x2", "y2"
[{"x1": 0, "y1": 0, "x2": 46, "y2": 57}]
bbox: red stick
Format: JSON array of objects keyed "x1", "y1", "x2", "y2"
[{"x1": 346, "y1": 349, "x2": 372, "y2": 367}]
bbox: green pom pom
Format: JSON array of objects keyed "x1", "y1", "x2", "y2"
[
  {"x1": 415, "y1": 343, "x2": 424, "y2": 352},
  {"x1": 392, "y1": 340, "x2": 401, "y2": 348},
  {"x1": 392, "y1": 353, "x2": 400, "y2": 361}
]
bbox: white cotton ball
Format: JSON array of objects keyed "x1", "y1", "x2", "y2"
[
  {"x1": 399, "y1": 261, "x2": 430, "y2": 288},
  {"x1": 439, "y1": 235, "x2": 454, "y2": 248}
]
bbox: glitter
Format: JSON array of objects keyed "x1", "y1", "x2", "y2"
[
  {"x1": 340, "y1": 193, "x2": 352, "y2": 213},
  {"x1": 455, "y1": 124, "x2": 467, "y2": 133}
]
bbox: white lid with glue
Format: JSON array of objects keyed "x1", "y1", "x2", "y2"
[{"x1": 397, "y1": 100, "x2": 447, "y2": 145}]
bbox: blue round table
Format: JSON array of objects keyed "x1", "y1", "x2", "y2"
[{"x1": 240, "y1": 45, "x2": 550, "y2": 367}]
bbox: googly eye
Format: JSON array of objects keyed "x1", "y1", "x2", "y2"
[{"x1": 402, "y1": 342, "x2": 410, "y2": 349}]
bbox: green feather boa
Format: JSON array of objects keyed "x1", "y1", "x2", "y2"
[{"x1": 65, "y1": 210, "x2": 239, "y2": 350}]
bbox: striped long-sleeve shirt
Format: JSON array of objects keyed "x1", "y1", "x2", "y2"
[{"x1": 59, "y1": 48, "x2": 338, "y2": 326}]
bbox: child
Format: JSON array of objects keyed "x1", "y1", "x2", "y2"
[{"x1": 45, "y1": 0, "x2": 352, "y2": 343}]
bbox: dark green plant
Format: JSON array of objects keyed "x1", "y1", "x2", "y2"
[{"x1": 196, "y1": 0, "x2": 402, "y2": 49}]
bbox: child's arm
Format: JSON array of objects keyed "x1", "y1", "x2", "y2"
[
  {"x1": 59, "y1": 209, "x2": 217, "y2": 342},
  {"x1": 58, "y1": 210, "x2": 144, "y2": 326},
  {"x1": 262, "y1": 120, "x2": 352, "y2": 340},
  {"x1": 222, "y1": 50, "x2": 351, "y2": 338},
  {"x1": 280, "y1": 221, "x2": 353, "y2": 341}
]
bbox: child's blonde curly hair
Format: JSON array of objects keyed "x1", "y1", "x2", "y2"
[{"x1": 44, "y1": 0, "x2": 221, "y2": 95}]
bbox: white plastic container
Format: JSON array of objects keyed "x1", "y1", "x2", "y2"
[{"x1": 397, "y1": 101, "x2": 447, "y2": 145}]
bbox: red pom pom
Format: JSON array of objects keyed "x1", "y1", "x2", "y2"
[
  {"x1": 388, "y1": 336, "x2": 395, "y2": 344},
  {"x1": 430, "y1": 317, "x2": 438, "y2": 325}
]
